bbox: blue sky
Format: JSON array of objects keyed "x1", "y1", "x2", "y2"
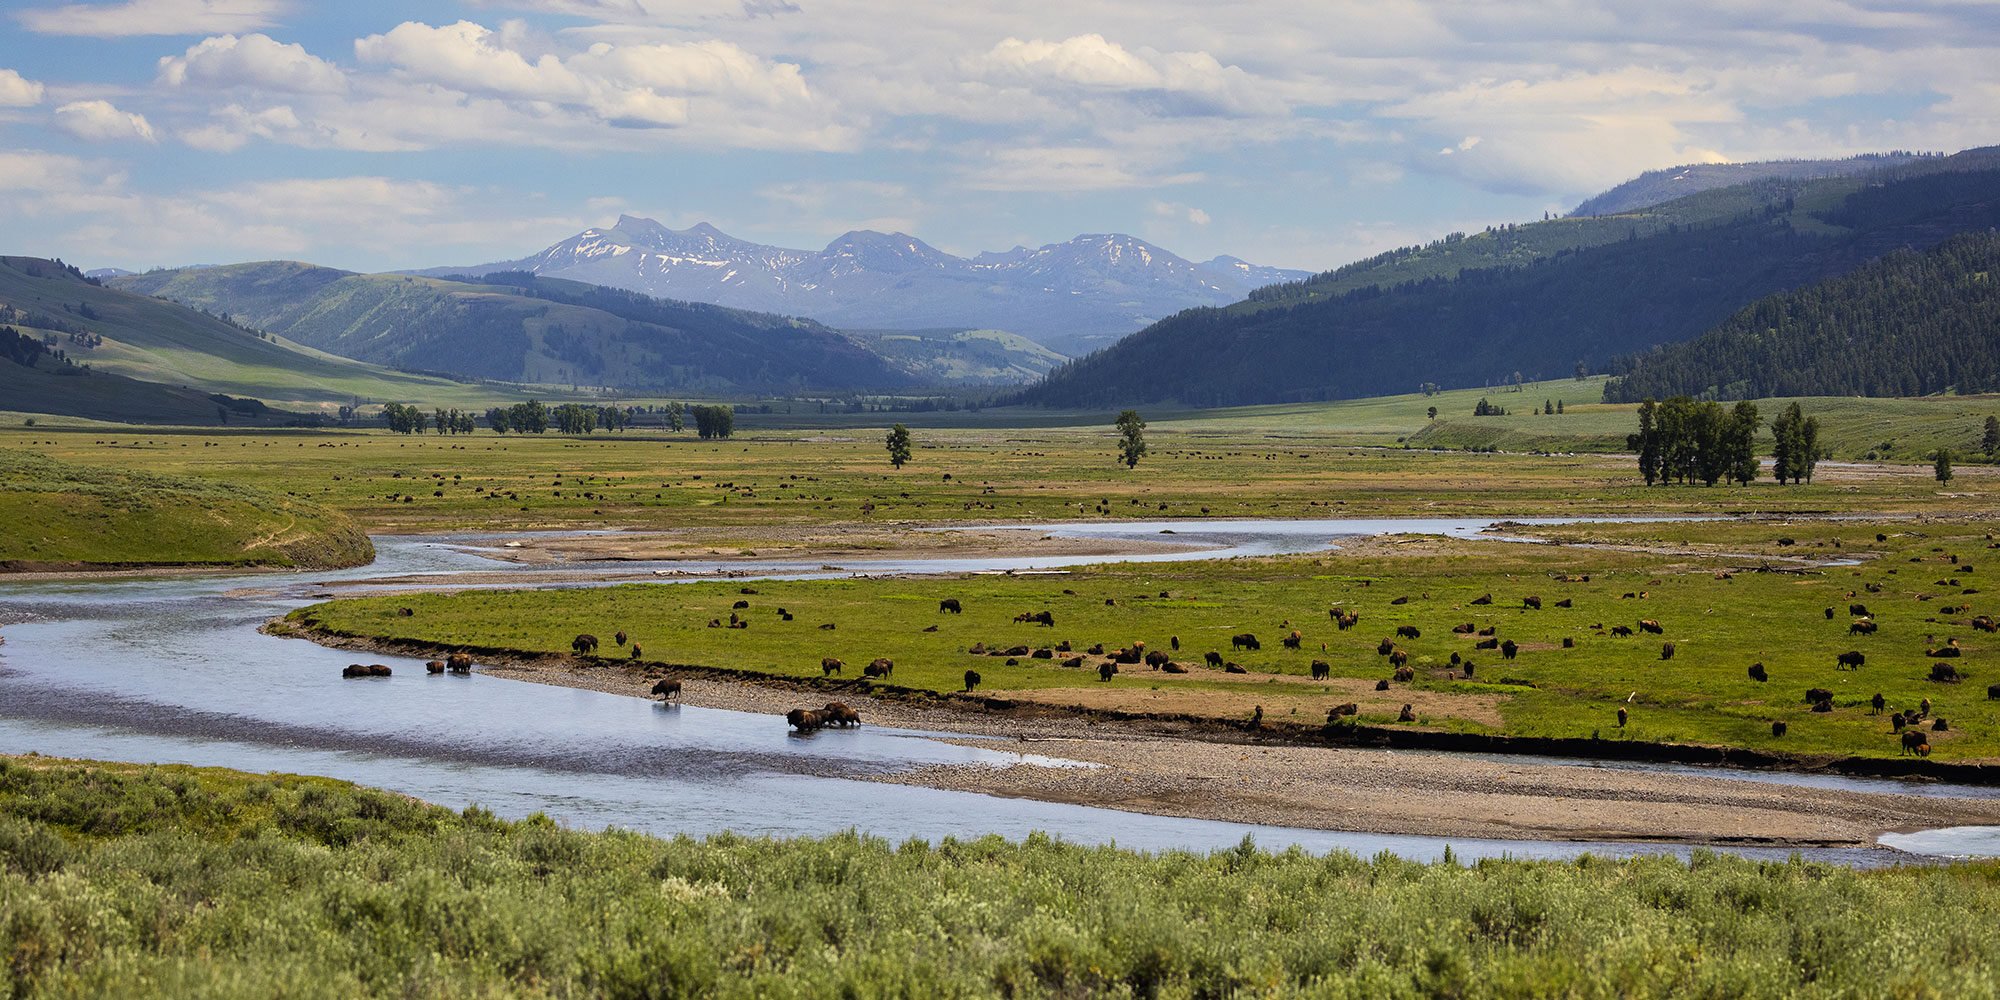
[{"x1": 1, "y1": 0, "x2": 1995, "y2": 274}]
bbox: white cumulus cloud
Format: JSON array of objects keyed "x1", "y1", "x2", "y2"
[
  {"x1": 0, "y1": 69, "x2": 46, "y2": 107},
  {"x1": 15, "y1": 0, "x2": 286, "y2": 37},
  {"x1": 159, "y1": 34, "x2": 347, "y2": 93},
  {"x1": 52, "y1": 100, "x2": 158, "y2": 142},
  {"x1": 970, "y1": 33, "x2": 1279, "y2": 117}
]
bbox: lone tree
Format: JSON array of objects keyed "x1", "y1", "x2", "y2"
[
  {"x1": 1984, "y1": 415, "x2": 1999, "y2": 458},
  {"x1": 1936, "y1": 448, "x2": 1954, "y2": 484},
  {"x1": 1115, "y1": 410, "x2": 1147, "y2": 469},
  {"x1": 885, "y1": 423, "x2": 912, "y2": 469}
]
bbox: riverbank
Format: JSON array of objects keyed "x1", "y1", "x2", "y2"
[{"x1": 273, "y1": 621, "x2": 2000, "y2": 849}]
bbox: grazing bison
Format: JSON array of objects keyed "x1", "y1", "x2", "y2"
[
  {"x1": 1825, "y1": 607, "x2": 1836, "y2": 620},
  {"x1": 1561, "y1": 637, "x2": 1575, "y2": 649},
  {"x1": 1523, "y1": 596, "x2": 1542, "y2": 610},
  {"x1": 446, "y1": 652, "x2": 472, "y2": 674},
  {"x1": 1930, "y1": 663, "x2": 1962, "y2": 683},
  {"x1": 1872, "y1": 692, "x2": 1886, "y2": 714},
  {"x1": 651, "y1": 679, "x2": 681, "y2": 701},
  {"x1": 1805, "y1": 687, "x2": 1835, "y2": 704},
  {"x1": 1205, "y1": 651, "x2": 1225, "y2": 668},
  {"x1": 964, "y1": 670, "x2": 982, "y2": 692},
  {"x1": 1850, "y1": 603, "x2": 1871, "y2": 617},
  {"x1": 1610, "y1": 625, "x2": 1634, "y2": 637},
  {"x1": 1375, "y1": 679, "x2": 1391, "y2": 691},
  {"x1": 1748, "y1": 663, "x2": 1768, "y2": 682},
  {"x1": 1376, "y1": 638, "x2": 1397, "y2": 656},
  {"x1": 1501, "y1": 639, "x2": 1519, "y2": 660},
  {"x1": 821, "y1": 657, "x2": 844, "y2": 676},
  {"x1": 630, "y1": 644, "x2": 643, "y2": 660},
  {"x1": 1836, "y1": 650, "x2": 1866, "y2": 670},
  {"x1": 1660, "y1": 642, "x2": 1676, "y2": 661},
  {"x1": 425, "y1": 660, "x2": 445, "y2": 675},
  {"x1": 1098, "y1": 662, "x2": 1117, "y2": 682},
  {"x1": 1398, "y1": 704, "x2": 1416, "y2": 723},
  {"x1": 1282, "y1": 631, "x2": 1304, "y2": 650},
  {"x1": 1921, "y1": 697, "x2": 1934, "y2": 717},
  {"x1": 1388, "y1": 649, "x2": 1409, "y2": 669},
  {"x1": 614, "y1": 631, "x2": 628, "y2": 646},
  {"x1": 1617, "y1": 707, "x2": 1629, "y2": 728},
  {"x1": 1311, "y1": 660, "x2": 1331, "y2": 681},
  {"x1": 1170, "y1": 635, "x2": 1180, "y2": 651},
  {"x1": 1811, "y1": 699, "x2": 1834, "y2": 713},
  {"x1": 1638, "y1": 619, "x2": 1663, "y2": 635},
  {"x1": 572, "y1": 634, "x2": 599, "y2": 655},
  {"x1": 1771, "y1": 721, "x2": 1787, "y2": 737},
  {"x1": 1850, "y1": 619, "x2": 1878, "y2": 635},
  {"x1": 1392, "y1": 665, "x2": 1414, "y2": 682},
  {"x1": 1232, "y1": 633, "x2": 1262, "y2": 651},
  {"x1": 1396, "y1": 625, "x2": 1421, "y2": 640},
  {"x1": 1334, "y1": 611, "x2": 1359, "y2": 630},
  {"x1": 1224, "y1": 663, "x2": 1247, "y2": 674},
  {"x1": 1462, "y1": 662, "x2": 1475, "y2": 678},
  {"x1": 819, "y1": 623, "x2": 837, "y2": 631},
  {"x1": 1470, "y1": 593, "x2": 1493, "y2": 606},
  {"x1": 1901, "y1": 729, "x2": 1930, "y2": 755},
  {"x1": 939, "y1": 598, "x2": 962, "y2": 614},
  {"x1": 1988, "y1": 684, "x2": 2000, "y2": 701},
  {"x1": 1013, "y1": 610, "x2": 1056, "y2": 626},
  {"x1": 864, "y1": 658, "x2": 894, "y2": 679},
  {"x1": 397, "y1": 607, "x2": 414, "y2": 617}
]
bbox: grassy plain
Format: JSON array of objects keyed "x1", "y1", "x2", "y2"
[
  {"x1": 296, "y1": 517, "x2": 2000, "y2": 761},
  {"x1": 5, "y1": 754, "x2": 2000, "y2": 999},
  {"x1": 0, "y1": 449, "x2": 372, "y2": 570}
]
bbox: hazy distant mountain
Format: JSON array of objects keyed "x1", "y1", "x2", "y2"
[
  {"x1": 1572, "y1": 152, "x2": 1934, "y2": 217},
  {"x1": 421, "y1": 217, "x2": 1309, "y2": 353}
]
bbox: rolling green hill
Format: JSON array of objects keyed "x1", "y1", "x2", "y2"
[
  {"x1": 0, "y1": 257, "x2": 495, "y2": 410},
  {"x1": 114, "y1": 265, "x2": 916, "y2": 393},
  {"x1": 1605, "y1": 230, "x2": 2000, "y2": 402},
  {"x1": 1024, "y1": 147, "x2": 2000, "y2": 408},
  {"x1": 840, "y1": 328, "x2": 1066, "y2": 385}
]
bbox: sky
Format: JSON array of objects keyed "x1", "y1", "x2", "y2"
[{"x1": 0, "y1": 0, "x2": 1995, "y2": 274}]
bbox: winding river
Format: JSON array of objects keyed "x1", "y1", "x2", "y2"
[{"x1": 3, "y1": 517, "x2": 1995, "y2": 864}]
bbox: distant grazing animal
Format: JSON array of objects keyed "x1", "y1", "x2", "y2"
[
  {"x1": 1452, "y1": 623, "x2": 1476, "y2": 634},
  {"x1": 1392, "y1": 665, "x2": 1414, "y2": 682},
  {"x1": 1811, "y1": 699, "x2": 1834, "y2": 713},
  {"x1": 1988, "y1": 684, "x2": 2000, "y2": 701},
  {"x1": 1232, "y1": 633, "x2": 1261, "y2": 651},
  {"x1": 1375, "y1": 679, "x2": 1391, "y2": 691},
  {"x1": 614, "y1": 631, "x2": 628, "y2": 646},
  {"x1": 1825, "y1": 607, "x2": 1836, "y2": 620},
  {"x1": 1311, "y1": 660, "x2": 1331, "y2": 681},
  {"x1": 1032, "y1": 648, "x2": 1053, "y2": 659},
  {"x1": 1014, "y1": 610, "x2": 1055, "y2": 626},
  {"x1": 1398, "y1": 704, "x2": 1416, "y2": 722},
  {"x1": 1892, "y1": 713, "x2": 1907, "y2": 732},
  {"x1": 1872, "y1": 692, "x2": 1887, "y2": 713},
  {"x1": 1062, "y1": 656, "x2": 1084, "y2": 669},
  {"x1": 1554, "y1": 598, "x2": 1572, "y2": 609},
  {"x1": 1617, "y1": 707, "x2": 1628, "y2": 728},
  {"x1": 779, "y1": 610, "x2": 794, "y2": 621},
  {"x1": 1501, "y1": 639, "x2": 1519, "y2": 660},
  {"x1": 1390, "y1": 596, "x2": 1410, "y2": 605},
  {"x1": 1224, "y1": 663, "x2": 1247, "y2": 674},
  {"x1": 1561, "y1": 637, "x2": 1575, "y2": 648},
  {"x1": 1805, "y1": 687, "x2": 1834, "y2": 705},
  {"x1": 1087, "y1": 644, "x2": 1105, "y2": 656},
  {"x1": 1004, "y1": 645, "x2": 1032, "y2": 657},
  {"x1": 1748, "y1": 663, "x2": 1768, "y2": 682},
  {"x1": 1282, "y1": 631, "x2": 1303, "y2": 650},
  {"x1": 1921, "y1": 697, "x2": 1933, "y2": 717},
  {"x1": 1389, "y1": 649, "x2": 1409, "y2": 669},
  {"x1": 1113, "y1": 647, "x2": 1142, "y2": 664},
  {"x1": 821, "y1": 657, "x2": 843, "y2": 676},
  {"x1": 1523, "y1": 596, "x2": 1541, "y2": 610},
  {"x1": 1771, "y1": 721, "x2": 1787, "y2": 737},
  {"x1": 1205, "y1": 651, "x2": 1225, "y2": 668},
  {"x1": 864, "y1": 658, "x2": 894, "y2": 679},
  {"x1": 1377, "y1": 638, "x2": 1397, "y2": 656},
  {"x1": 939, "y1": 598, "x2": 962, "y2": 614},
  {"x1": 964, "y1": 670, "x2": 981, "y2": 692},
  {"x1": 1470, "y1": 594, "x2": 1492, "y2": 606},
  {"x1": 819, "y1": 623, "x2": 837, "y2": 630},
  {"x1": 1462, "y1": 662, "x2": 1475, "y2": 677},
  {"x1": 446, "y1": 652, "x2": 472, "y2": 674},
  {"x1": 1660, "y1": 642, "x2": 1675, "y2": 661},
  {"x1": 1930, "y1": 663, "x2": 1961, "y2": 683},
  {"x1": 651, "y1": 679, "x2": 681, "y2": 701},
  {"x1": 630, "y1": 644, "x2": 643, "y2": 659},
  {"x1": 572, "y1": 634, "x2": 599, "y2": 655},
  {"x1": 1836, "y1": 650, "x2": 1866, "y2": 670},
  {"x1": 1327, "y1": 703, "x2": 1358, "y2": 720},
  {"x1": 1973, "y1": 616, "x2": 1997, "y2": 633},
  {"x1": 1901, "y1": 729, "x2": 1930, "y2": 755},
  {"x1": 425, "y1": 660, "x2": 445, "y2": 675},
  {"x1": 1610, "y1": 625, "x2": 1634, "y2": 637},
  {"x1": 708, "y1": 619, "x2": 722, "y2": 628},
  {"x1": 1396, "y1": 625, "x2": 1421, "y2": 640},
  {"x1": 732, "y1": 600, "x2": 749, "y2": 610},
  {"x1": 1475, "y1": 638, "x2": 1499, "y2": 650},
  {"x1": 1928, "y1": 644, "x2": 1963, "y2": 659},
  {"x1": 1162, "y1": 662, "x2": 1188, "y2": 674},
  {"x1": 1850, "y1": 604, "x2": 1871, "y2": 617},
  {"x1": 1334, "y1": 611, "x2": 1359, "y2": 630},
  {"x1": 1638, "y1": 620, "x2": 1663, "y2": 635},
  {"x1": 1098, "y1": 662, "x2": 1116, "y2": 681},
  {"x1": 1476, "y1": 626, "x2": 1497, "y2": 637},
  {"x1": 1170, "y1": 635, "x2": 1180, "y2": 651},
  {"x1": 1850, "y1": 619, "x2": 1878, "y2": 635}
]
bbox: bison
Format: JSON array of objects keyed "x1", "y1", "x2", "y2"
[
  {"x1": 1375, "y1": 679, "x2": 1391, "y2": 691},
  {"x1": 1231, "y1": 633, "x2": 1261, "y2": 651},
  {"x1": 1771, "y1": 721, "x2": 1787, "y2": 738},
  {"x1": 1660, "y1": 642, "x2": 1676, "y2": 661},
  {"x1": 821, "y1": 702, "x2": 861, "y2": 727},
  {"x1": 1930, "y1": 663, "x2": 1962, "y2": 683},
  {"x1": 425, "y1": 660, "x2": 445, "y2": 675},
  {"x1": 1452, "y1": 622, "x2": 1477, "y2": 634},
  {"x1": 1617, "y1": 707, "x2": 1629, "y2": 728},
  {"x1": 446, "y1": 652, "x2": 472, "y2": 674},
  {"x1": 614, "y1": 630, "x2": 628, "y2": 646},
  {"x1": 1327, "y1": 703, "x2": 1358, "y2": 720},
  {"x1": 1282, "y1": 631, "x2": 1304, "y2": 650},
  {"x1": 1501, "y1": 639, "x2": 1519, "y2": 660},
  {"x1": 1470, "y1": 593, "x2": 1493, "y2": 606},
  {"x1": 787, "y1": 708, "x2": 824, "y2": 733},
  {"x1": 1928, "y1": 645, "x2": 1963, "y2": 659},
  {"x1": 1475, "y1": 638, "x2": 1500, "y2": 650},
  {"x1": 1396, "y1": 625, "x2": 1421, "y2": 640},
  {"x1": 1145, "y1": 650, "x2": 1172, "y2": 669},
  {"x1": 1900, "y1": 729, "x2": 1930, "y2": 755},
  {"x1": 1392, "y1": 665, "x2": 1414, "y2": 682},
  {"x1": 1388, "y1": 649, "x2": 1409, "y2": 668},
  {"x1": 1398, "y1": 704, "x2": 1416, "y2": 722},
  {"x1": 1638, "y1": 619, "x2": 1663, "y2": 635},
  {"x1": 651, "y1": 679, "x2": 681, "y2": 701},
  {"x1": 821, "y1": 657, "x2": 844, "y2": 676},
  {"x1": 1872, "y1": 692, "x2": 1887, "y2": 714},
  {"x1": 1205, "y1": 651, "x2": 1225, "y2": 668},
  {"x1": 1311, "y1": 660, "x2": 1331, "y2": 681},
  {"x1": 1850, "y1": 619, "x2": 1878, "y2": 635},
  {"x1": 1610, "y1": 625, "x2": 1634, "y2": 637},
  {"x1": 630, "y1": 644, "x2": 643, "y2": 660},
  {"x1": 1805, "y1": 687, "x2": 1835, "y2": 704},
  {"x1": 1933, "y1": 717, "x2": 1950, "y2": 732},
  {"x1": 964, "y1": 670, "x2": 982, "y2": 692},
  {"x1": 572, "y1": 633, "x2": 599, "y2": 655},
  {"x1": 1748, "y1": 662, "x2": 1768, "y2": 682},
  {"x1": 1554, "y1": 598, "x2": 1573, "y2": 609},
  {"x1": 1224, "y1": 663, "x2": 1247, "y2": 674},
  {"x1": 939, "y1": 598, "x2": 963, "y2": 614},
  {"x1": 342, "y1": 663, "x2": 392, "y2": 678},
  {"x1": 1098, "y1": 662, "x2": 1117, "y2": 682},
  {"x1": 1836, "y1": 650, "x2": 1866, "y2": 670},
  {"x1": 1162, "y1": 662, "x2": 1188, "y2": 674},
  {"x1": 1523, "y1": 596, "x2": 1542, "y2": 610},
  {"x1": 863, "y1": 658, "x2": 894, "y2": 679},
  {"x1": 1850, "y1": 603, "x2": 1871, "y2": 617}
]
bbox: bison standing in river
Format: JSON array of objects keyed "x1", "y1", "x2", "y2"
[
  {"x1": 425, "y1": 660, "x2": 445, "y2": 674},
  {"x1": 446, "y1": 652, "x2": 472, "y2": 674},
  {"x1": 651, "y1": 679, "x2": 681, "y2": 701}
]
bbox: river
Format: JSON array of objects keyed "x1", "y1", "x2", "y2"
[{"x1": 3, "y1": 517, "x2": 1995, "y2": 864}]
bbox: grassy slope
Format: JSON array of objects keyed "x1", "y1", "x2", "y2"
[
  {"x1": 299, "y1": 518, "x2": 2000, "y2": 761},
  {"x1": 0, "y1": 449, "x2": 372, "y2": 570},
  {"x1": 5, "y1": 755, "x2": 2000, "y2": 998},
  {"x1": 1, "y1": 257, "x2": 500, "y2": 408}
]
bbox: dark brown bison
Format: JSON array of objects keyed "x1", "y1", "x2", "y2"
[
  {"x1": 1811, "y1": 699, "x2": 1834, "y2": 713},
  {"x1": 1748, "y1": 662, "x2": 1768, "y2": 682},
  {"x1": 447, "y1": 652, "x2": 472, "y2": 674},
  {"x1": 1522, "y1": 596, "x2": 1541, "y2": 610},
  {"x1": 1617, "y1": 707, "x2": 1629, "y2": 728},
  {"x1": 1849, "y1": 603, "x2": 1871, "y2": 617},
  {"x1": 821, "y1": 657, "x2": 843, "y2": 676},
  {"x1": 1452, "y1": 622, "x2": 1476, "y2": 634},
  {"x1": 787, "y1": 708, "x2": 823, "y2": 733},
  {"x1": 1825, "y1": 607, "x2": 1836, "y2": 619},
  {"x1": 1872, "y1": 692, "x2": 1886, "y2": 713},
  {"x1": 1476, "y1": 626, "x2": 1496, "y2": 637},
  {"x1": 1638, "y1": 619, "x2": 1663, "y2": 635},
  {"x1": 1836, "y1": 650, "x2": 1865, "y2": 670},
  {"x1": 1375, "y1": 679, "x2": 1391, "y2": 691},
  {"x1": 572, "y1": 634, "x2": 599, "y2": 655},
  {"x1": 1398, "y1": 704, "x2": 1416, "y2": 722},
  {"x1": 1501, "y1": 639, "x2": 1519, "y2": 660},
  {"x1": 1013, "y1": 610, "x2": 1055, "y2": 626},
  {"x1": 1232, "y1": 633, "x2": 1261, "y2": 651},
  {"x1": 1475, "y1": 638, "x2": 1499, "y2": 650},
  {"x1": 1098, "y1": 662, "x2": 1117, "y2": 682},
  {"x1": 939, "y1": 598, "x2": 963, "y2": 614},
  {"x1": 1390, "y1": 596, "x2": 1410, "y2": 605},
  {"x1": 1927, "y1": 644, "x2": 1963, "y2": 659},
  {"x1": 1031, "y1": 648, "x2": 1053, "y2": 659},
  {"x1": 1901, "y1": 729, "x2": 1930, "y2": 755},
  {"x1": 630, "y1": 644, "x2": 643, "y2": 659},
  {"x1": 964, "y1": 670, "x2": 982, "y2": 692},
  {"x1": 1327, "y1": 703, "x2": 1358, "y2": 720},
  {"x1": 1333, "y1": 611, "x2": 1359, "y2": 630},
  {"x1": 1973, "y1": 616, "x2": 1998, "y2": 633},
  {"x1": 1282, "y1": 631, "x2": 1303, "y2": 650},
  {"x1": 1005, "y1": 645, "x2": 1032, "y2": 657},
  {"x1": 1224, "y1": 663, "x2": 1247, "y2": 674},
  {"x1": 1930, "y1": 663, "x2": 1962, "y2": 683},
  {"x1": 1388, "y1": 649, "x2": 1409, "y2": 668},
  {"x1": 342, "y1": 663, "x2": 392, "y2": 678},
  {"x1": 1610, "y1": 625, "x2": 1634, "y2": 637},
  {"x1": 614, "y1": 630, "x2": 628, "y2": 646},
  {"x1": 1771, "y1": 721, "x2": 1787, "y2": 737},
  {"x1": 1554, "y1": 598, "x2": 1572, "y2": 609},
  {"x1": 1470, "y1": 593, "x2": 1492, "y2": 606},
  {"x1": 1396, "y1": 625, "x2": 1421, "y2": 640},
  {"x1": 1062, "y1": 655, "x2": 1085, "y2": 669},
  {"x1": 1113, "y1": 647, "x2": 1142, "y2": 665},
  {"x1": 1376, "y1": 638, "x2": 1397, "y2": 656},
  {"x1": 821, "y1": 703, "x2": 861, "y2": 727},
  {"x1": 651, "y1": 679, "x2": 681, "y2": 701},
  {"x1": 1170, "y1": 635, "x2": 1180, "y2": 651},
  {"x1": 1204, "y1": 651, "x2": 1225, "y2": 668},
  {"x1": 1162, "y1": 662, "x2": 1188, "y2": 674},
  {"x1": 1561, "y1": 637, "x2": 1575, "y2": 649},
  {"x1": 1805, "y1": 687, "x2": 1834, "y2": 704},
  {"x1": 1660, "y1": 642, "x2": 1676, "y2": 661},
  {"x1": 864, "y1": 658, "x2": 894, "y2": 679},
  {"x1": 425, "y1": 660, "x2": 445, "y2": 674},
  {"x1": 1988, "y1": 684, "x2": 2000, "y2": 700},
  {"x1": 1392, "y1": 665, "x2": 1414, "y2": 682},
  {"x1": 1933, "y1": 717, "x2": 1950, "y2": 732},
  {"x1": 1850, "y1": 619, "x2": 1878, "y2": 635},
  {"x1": 732, "y1": 600, "x2": 750, "y2": 610},
  {"x1": 1311, "y1": 660, "x2": 1331, "y2": 681},
  {"x1": 1145, "y1": 650, "x2": 1171, "y2": 669}
]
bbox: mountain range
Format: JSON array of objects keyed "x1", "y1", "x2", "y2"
[{"x1": 420, "y1": 218, "x2": 1310, "y2": 354}]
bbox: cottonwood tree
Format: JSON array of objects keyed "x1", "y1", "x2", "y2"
[
  {"x1": 885, "y1": 424, "x2": 912, "y2": 469},
  {"x1": 1115, "y1": 410, "x2": 1147, "y2": 469}
]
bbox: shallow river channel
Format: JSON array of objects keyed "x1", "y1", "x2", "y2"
[{"x1": 3, "y1": 517, "x2": 1995, "y2": 864}]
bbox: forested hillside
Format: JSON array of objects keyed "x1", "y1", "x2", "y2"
[
  {"x1": 1023, "y1": 149, "x2": 2000, "y2": 407},
  {"x1": 1604, "y1": 230, "x2": 2000, "y2": 401}
]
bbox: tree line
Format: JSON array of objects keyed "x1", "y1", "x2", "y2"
[
  {"x1": 1630, "y1": 398, "x2": 1819, "y2": 485},
  {"x1": 375, "y1": 399, "x2": 734, "y2": 437}
]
